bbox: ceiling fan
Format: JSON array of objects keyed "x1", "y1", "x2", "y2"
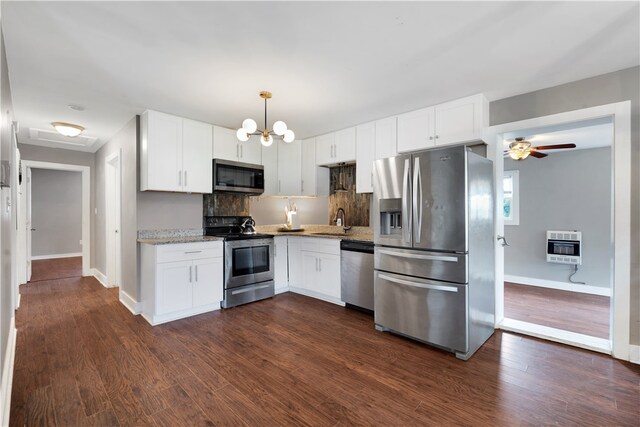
[{"x1": 505, "y1": 137, "x2": 576, "y2": 160}]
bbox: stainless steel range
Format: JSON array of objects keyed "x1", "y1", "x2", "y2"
[{"x1": 204, "y1": 216, "x2": 274, "y2": 308}]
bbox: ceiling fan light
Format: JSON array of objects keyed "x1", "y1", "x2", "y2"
[
  {"x1": 283, "y1": 129, "x2": 295, "y2": 143},
  {"x1": 273, "y1": 120, "x2": 287, "y2": 136},
  {"x1": 242, "y1": 118, "x2": 257, "y2": 134},
  {"x1": 260, "y1": 133, "x2": 273, "y2": 147},
  {"x1": 236, "y1": 128, "x2": 249, "y2": 142},
  {"x1": 51, "y1": 121, "x2": 84, "y2": 137}
]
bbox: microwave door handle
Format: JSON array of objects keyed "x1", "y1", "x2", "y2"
[
  {"x1": 413, "y1": 157, "x2": 422, "y2": 244},
  {"x1": 402, "y1": 158, "x2": 411, "y2": 244}
]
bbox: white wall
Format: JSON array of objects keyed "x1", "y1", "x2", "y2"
[
  {"x1": 30, "y1": 169, "x2": 82, "y2": 257},
  {"x1": 504, "y1": 147, "x2": 611, "y2": 288}
]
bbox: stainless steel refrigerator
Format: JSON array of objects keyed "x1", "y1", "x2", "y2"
[{"x1": 373, "y1": 145, "x2": 494, "y2": 360}]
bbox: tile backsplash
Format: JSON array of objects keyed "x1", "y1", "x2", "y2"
[
  {"x1": 203, "y1": 193, "x2": 250, "y2": 217},
  {"x1": 328, "y1": 164, "x2": 371, "y2": 227}
]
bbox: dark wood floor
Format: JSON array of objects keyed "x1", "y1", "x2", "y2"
[
  {"x1": 504, "y1": 282, "x2": 610, "y2": 339},
  {"x1": 30, "y1": 256, "x2": 82, "y2": 282},
  {"x1": 11, "y1": 273, "x2": 639, "y2": 426}
]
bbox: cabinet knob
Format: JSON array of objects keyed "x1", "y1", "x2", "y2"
[
  {"x1": 435, "y1": 135, "x2": 439, "y2": 139},
  {"x1": 429, "y1": 136, "x2": 433, "y2": 141}
]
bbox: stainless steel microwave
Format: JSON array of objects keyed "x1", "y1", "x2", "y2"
[{"x1": 212, "y1": 159, "x2": 265, "y2": 195}]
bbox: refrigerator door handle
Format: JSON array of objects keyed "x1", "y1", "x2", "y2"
[
  {"x1": 402, "y1": 158, "x2": 411, "y2": 244},
  {"x1": 378, "y1": 273, "x2": 459, "y2": 293},
  {"x1": 378, "y1": 249, "x2": 459, "y2": 262},
  {"x1": 413, "y1": 157, "x2": 422, "y2": 244}
]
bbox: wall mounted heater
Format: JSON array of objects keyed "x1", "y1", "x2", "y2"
[{"x1": 546, "y1": 230, "x2": 582, "y2": 265}]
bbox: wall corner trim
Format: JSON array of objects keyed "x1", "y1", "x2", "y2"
[
  {"x1": 1, "y1": 317, "x2": 17, "y2": 427},
  {"x1": 504, "y1": 274, "x2": 611, "y2": 297},
  {"x1": 91, "y1": 268, "x2": 108, "y2": 288},
  {"x1": 119, "y1": 290, "x2": 141, "y2": 315},
  {"x1": 630, "y1": 345, "x2": 640, "y2": 365}
]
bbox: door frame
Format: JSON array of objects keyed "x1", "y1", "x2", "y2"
[
  {"x1": 105, "y1": 150, "x2": 122, "y2": 288},
  {"x1": 484, "y1": 100, "x2": 631, "y2": 361},
  {"x1": 21, "y1": 160, "x2": 91, "y2": 277}
]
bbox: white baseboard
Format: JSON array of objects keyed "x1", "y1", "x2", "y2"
[
  {"x1": 630, "y1": 345, "x2": 640, "y2": 364},
  {"x1": 16, "y1": 293, "x2": 20, "y2": 309},
  {"x1": 274, "y1": 286, "x2": 289, "y2": 295},
  {"x1": 142, "y1": 303, "x2": 220, "y2": 326},
  {"x1": 91, "y1": 268, "x2": 109, "y2": 288},
  {"x1": 119, "y1": 290, "x2": 141, "y2": 315},
  {"x1": 288, "y1": 286, "x2": 345, "y2": 307},
  {"x1": 504, "y1": 274, "x2": 611, "y2": 297},
  {"x1": 1, "y1": 317, "x2": 17, "y2": 427},
  {"x1": 31, "y1": 252, "x2": 82, "y2": 261}
]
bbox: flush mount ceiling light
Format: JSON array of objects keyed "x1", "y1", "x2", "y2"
[
  {"x1": 51, "y1": 121, "x2": 85, "y2": 137},
  {"x1": 236, "y1": 91, "x2": 295, "y2": 147}
]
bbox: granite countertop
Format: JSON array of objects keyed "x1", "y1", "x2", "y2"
[
  {"x1": 137, "y1": 229, "x2": 224, "y2": 245},
  {"x1": 256, "y1": 224, "x2": 373, "y2": 242}
]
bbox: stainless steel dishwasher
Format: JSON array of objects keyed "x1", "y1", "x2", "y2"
[{"x1": 340, "y1": 240, "x2": 375, "y2": 312}]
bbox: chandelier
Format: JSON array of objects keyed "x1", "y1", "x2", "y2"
[{"x1": 236, "y1": 91, "x2": 295, "y2": 147}]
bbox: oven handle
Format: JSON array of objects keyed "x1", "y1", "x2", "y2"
[{"x1": 231, "y1": 283, "x2": 272, "y2": 295}]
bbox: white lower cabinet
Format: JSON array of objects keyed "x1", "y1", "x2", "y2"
[
  {"x1": 274, "y1": 236, "x2": 289, "y2": 294},
  {"x1": 287, "y1": 237, "x2": 342, "y2": 305},
  {"x1": 140, "y1": 241, "x2": 224, "y2": 325}
]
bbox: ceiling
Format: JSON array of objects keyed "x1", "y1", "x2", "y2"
[{"x1": 3, "y1": 1, "x2": 638, "y2": 153}]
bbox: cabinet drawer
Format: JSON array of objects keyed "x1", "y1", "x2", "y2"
[
  {"x1": 157, "y1": 242, "x2": 223, "y2": 263},
  {"x1": 299, "y1": 237, "x2": 340, "y2": 256}
]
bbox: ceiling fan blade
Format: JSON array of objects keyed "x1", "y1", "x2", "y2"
[
  {"x1": 529, "y1": 151, "x2": 548, "y2": 158},
  {"x1": 533, "y1": 143, "x2": 577, "y2": 151}
]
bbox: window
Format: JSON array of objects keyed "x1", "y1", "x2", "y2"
[{"x1": 503, "y1": 170, "x2": 520, "y2": 225}]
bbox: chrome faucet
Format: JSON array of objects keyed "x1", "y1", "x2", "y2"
[{"x1": 334, "y1": 208, "x2": 351, "y2": 232}]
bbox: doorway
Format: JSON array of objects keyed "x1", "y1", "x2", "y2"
[
  {"x1": 105, "y1": 150, "x2": 122, "y2": 288},
  {"x1": 18, "y1": 161, "x2": 91, "y2": 284},
  {"x1": 486, "y1": 101, "x2": 631, "y2": 361}
]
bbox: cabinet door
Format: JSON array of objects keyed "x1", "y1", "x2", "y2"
[
  {"x1": 192, "y1": 257, "x2": 223, "y2": 307},
  {"x1": 356, "y1": 122, "x2": 375, "y2": 194},
  {"x1": 434, "y1": 94, "x2": 487, "y2": 146},
  {"x1": 317, "y1": 254, "x2": 341, "y2": 299},
  {"x1": 278, "y1": 140, "x2": 302, "y2": 195},
  {"x1": 397, "y1": 107, "x2": 435, "y2": 153},
  {"x1": 240, "y1": 135, "x2": 262, "y2": 165},
  {"x1": 301, "y1": 138, "x2": 329, "y2": 196},
  {"x1": 182, "y1": 119, "x2": 213, "y2": 193},
  {"x1": 157, "y1": 260, "x2": 192, "y2": 314},
  {"x1": 274, "y1": 237, "x2": 288, "y2": 292},
  {"x1": 144, "y1": 111, "x2": 183, "y2": 191},
  {"x1": 375, "y1": 117, "x2": 398, "y2": 160},
  {"x1": 261, "y1": 142, "x2": 278, "y2": 196},
  {"x1": 300, "y1": 252, "x2": 319, "y2": 292},
  {"x1": 213, "y1": 126, "x2": 239, "y2": 161},
  {"x1": 335, "y1": 127, "x2": 356, "y2": 163},
  {"x1": 315, "y1": 133, "x2": 335, "y2": 166},
  {"x1": 287, "y1": 238, "x2": 302, "y2": 288}
]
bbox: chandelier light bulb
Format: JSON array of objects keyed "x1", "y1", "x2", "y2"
[
  {"x1": 273, "y1": 120, "x2": 287, "y2": 136},
  {"x1": 236, "y1": 128, "x2": 249, "y2": 142},
  {"x1": 283, "y1": 129, "x2": 295, "y2": 143},
  {"x1": 260, "y1": 133, "x2": 273, "y2": 147},
  {"x1": 242, "y1": 118, "x2": 257, "y2": 134}
]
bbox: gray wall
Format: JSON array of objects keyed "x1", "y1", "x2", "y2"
[
  {"x1": 250, "y1": 196, "x2": 329, "y2": 226},
  {"x1": 0, "y1": 12, "x2": 15, "y2": 379},
  {"x1": 490, "y1": 65, "x2": 640, "y2": 345},
  {"x1": 504, "y1": 147, "x2": 611, "y2": 288},
  {"x1": 95, "y1": 116, "x2": 138, "y2": 299},
  {"x1": 137, "y1": 191, "x2": 202, "y2": 230},
  {"x1": 17, "y1": 144, "x2": 96, "y2": 266},
  {"x1": 30, "y1": 169, "x2": 82, "y2": 256}
]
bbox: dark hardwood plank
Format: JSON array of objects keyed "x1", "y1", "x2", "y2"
[
  {"x1": 11, "y1": 264, "x2": 639, "y2": 427},
  {"x1": 30, "y1": 256, "x2": 82, "y2": 282}
]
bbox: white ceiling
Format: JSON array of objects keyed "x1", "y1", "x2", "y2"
[{"x1": 3, "y1": 1, "x2": 638, "y2": 153}]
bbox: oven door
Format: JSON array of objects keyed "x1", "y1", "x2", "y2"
[{"x1": 224, "y1": 238, "x2": 274, "y2": 289}]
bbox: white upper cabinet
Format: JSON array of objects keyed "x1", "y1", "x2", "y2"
[
  {"x1": 213, "y1": 126, "x2": 262, "y2": 165},
  {"x1": 278, "y1": 140, "x2": 302, "y2": 195},
  {"x1": 182, "y1": 118, "x2": 213, "y2": 193},
  {"x1": 397, "y1": 94, "x2": 488, "y2": 153},
  {"x1": 375, "y1": 117, "x2": 398, "y2": 160},
  {"x1": 356, "y1": 122, "x2": 375, "y2": 194},
  {"x1": 140, "y1": 110, "x2": 212, "y2": 193},
  {"x1": 301, "y1": 138, "x2": 329, "y2": 197},
  {"x1": 397, "y1": 106, "x2": 435, "y2": 153},
  {"x1": 261, "y1": 142, "x2": 279, "y2": 196},
  {"x1": 315, "y1": 128, "x2": 357, "y2": 166}
]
